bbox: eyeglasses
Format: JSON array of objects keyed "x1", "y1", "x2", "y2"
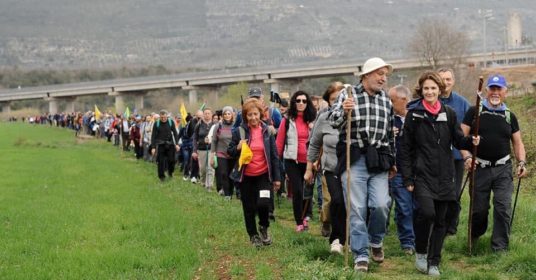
[{"x1": 295, "y1": 99, "x2": 307, "y2": 104}]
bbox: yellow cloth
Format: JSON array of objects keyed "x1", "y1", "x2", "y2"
[
  {"x1": 94, "y1": 105, "x2": 102, "y2": 119},
  {"x1": 180, "y1": 103, "x2": 188, "y2": 126},
  {"x1": 238, "y1": 142, "x2": 253, "y2": 170}
]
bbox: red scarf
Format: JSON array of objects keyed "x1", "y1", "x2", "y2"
[{"x1": 422, "y1": 100, "x2": 441, "y2": 115}]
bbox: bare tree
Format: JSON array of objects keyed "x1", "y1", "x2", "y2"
[{"x1": 408, "y1": 18, "x2": 470, "y2": 69}]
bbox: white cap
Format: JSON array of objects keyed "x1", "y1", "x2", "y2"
[{"x1": 359, "y1": 57, "x2": 393, "y2": 76}]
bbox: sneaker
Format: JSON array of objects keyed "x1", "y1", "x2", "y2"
[
  {"x1": 415, "y1": 253, "x2": 427, "y2": 274},
  {"x1": 354, "y1": 261, "x2": 368, "y2": 272},
  {"x1": 190, "y1": 177, "x2": 197, "y2": 184},
  {"x1": 259, "y1": 226, "x2": 272, "y2": 245},
  {"x1": 428, "y1": 265, "x2": 440, "y2": 277},
  {"x1": 183, "y1": 176, "x2": 189, "y2": 181},
  {"x1": 159, "y1": 177, "x2": 165, "y2": 182},
  {"x1": 218, "y1": 189, "x2": 224, "y2": 196},
  {"x1": 250, "y1": 235, "x2": 263, "y2": 247},
  {"x1": 302, "y1": 218, "x2": 309, "y2": 230},
  {"x1": 321, "y1": 222, "x2": 331, "y2": 237},
  {"x1": 330, "y1": 239, "x2": 343, "y2": 255},
  {"x1": 403, "y1": 247, "x2": 415, "y2": 256},
  {"x1": 224, "y1": 196, "x2": 232, "y2": 201},
  {"x1": 269, "y1": 212, "x2": 275, "y2": 221},
  {"x1": 295, "y1": 225, "x2": 305, "y2": 232},
  {"x1": 371, "y1": 247, "x2": 384, "y2": 263}
]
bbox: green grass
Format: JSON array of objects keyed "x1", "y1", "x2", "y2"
[{"x1": 1, "y1": 117, "x2": 535, "y2": 279}]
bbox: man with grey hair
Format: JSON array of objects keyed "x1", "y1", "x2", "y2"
[
  {"x1": 151, "y1": 110, "x2": 180, "y2": 182},
  {"x1": 387, "y1": 85, "x2": 415, "y2": 255},
  {"x1": 329, "y1": 57, "x2": 396, "y2": 272}
]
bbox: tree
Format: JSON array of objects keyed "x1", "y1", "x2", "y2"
[{"x1": 408, "y1": 18, "x2": 470, "y2": 69}]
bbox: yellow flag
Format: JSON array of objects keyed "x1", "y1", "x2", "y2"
[
  {"x1": 238, "y1": 142, "x2": 253, "y2": 170},
  {"x1": 94, "y1": 105, "x2": 102, "y2": 119},
  {"x1": 180, "y1": 103, "x2": 188, "y2": 125}
]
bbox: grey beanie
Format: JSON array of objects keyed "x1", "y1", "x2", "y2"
[{"x1": 222, "y1": 106, "x2": 234, "y2": 114}]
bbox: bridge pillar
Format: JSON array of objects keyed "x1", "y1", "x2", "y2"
[
  {"x1": 65, "y1": 97, "x2": 76, "y2": 113},
  {"x1": 188, "y1": 89, "x2": 198, "y2": 105},
  {"x1": 2, "y1": 102, "x2": 11, "y2": 114},
  {"x1": 109, "y1": 92, "x2": 125, "y2": 115},
  {"x1": 46, "y1": 97, "x2": 59, "y2": 114}
]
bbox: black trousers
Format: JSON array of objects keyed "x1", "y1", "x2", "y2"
[
  {"x1": 133, "y1": 141, "x2": 143, "y2": 159},
  {"x1": 216, "y1": 157, "x2": 235, "y2": 196},
  {"x1": 446, "y1": 159, "x2": 465, "y2": 234},
  {"x1": 240, "y1": 173, "x2": 271, "y2": 237},
  {"x1": 156, "y1": 144, "x2": 176, "y2": 179},
  {"x1": 122, "y1": 132, "x2": 130, "y2": 151},
  {"x1": 325, "y1": 171, "x2": 346, "y2": 244},
  {"x1": 471, "y1": 162, "x2": 513, "y2": 251},
  {"x1": 414, "y1": 196, "x2": 448, "y2": 266},
  {"x1": 285, "y1": 160, "x2": 309, "y2": 225}
]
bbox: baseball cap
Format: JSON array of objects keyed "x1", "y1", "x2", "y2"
[
  {"x1": 248, "y1": 87, "x2": 263, "y2": 98},
  {"x1": 486, "y1": 74, "x2": 507, "y2": 88},
  {"x1": 360, "y1": 57, "x2": 393, "y2": 76}
]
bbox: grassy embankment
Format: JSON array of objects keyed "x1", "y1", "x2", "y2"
[{"x1": 0, "y1": 93, "x2": 535, "y2": 279}]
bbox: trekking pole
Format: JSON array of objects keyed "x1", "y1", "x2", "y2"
[
  {"x1": 468, "y1": 76, "x2": 484, "y2": 255},
  {"x1": 457, "y1": 172, "x2": 470, "y2": 201},
  {"x1": 510, "y1": 177, "x2": 522, "y2": 231},
  {"x1": 344, "y1": 85, "x2": 353, "y2": 267}
]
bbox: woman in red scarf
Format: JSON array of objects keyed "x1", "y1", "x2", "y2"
[{"x1": 399, "y1": 71, "x2": 479, "y2": 276}]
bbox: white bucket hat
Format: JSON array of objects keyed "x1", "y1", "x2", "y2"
[{"x1": 359, "y1": 57, "x2": 393, "y2": 76}]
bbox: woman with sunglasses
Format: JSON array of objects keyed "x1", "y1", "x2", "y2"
[{"x1": 276, "y1": 90, "x2": 317, "y2": 232}]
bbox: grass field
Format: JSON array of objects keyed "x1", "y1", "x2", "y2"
[{"x1": 1, "y1": 94, "x2": 535, "y2": 279}]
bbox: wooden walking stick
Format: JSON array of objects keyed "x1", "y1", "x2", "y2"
[
  {"x1": 344, "y1": 85, "x2": 353, "y2": 267},
  {"x1": 468, "y1": 76, "x2": 484, "y2": 255}
]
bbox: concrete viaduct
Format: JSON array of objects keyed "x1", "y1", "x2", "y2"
[{"x1": 1, "y1": 49, "x2": 535, "y2": 114}]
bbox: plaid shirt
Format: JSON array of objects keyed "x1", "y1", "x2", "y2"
[{"x1": 329, "y1": 83, "x2": 394, "y2": 151}]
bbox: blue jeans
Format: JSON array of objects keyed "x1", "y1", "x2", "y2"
[
  {"x1": 389, "y1": 173, "x2": 415, "y2": 250},
  {"x1": 341, "y1": 157, "x2": 390, "y2": 263}
]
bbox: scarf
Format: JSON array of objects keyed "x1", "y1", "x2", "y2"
[
  {"x1": 482, "y1": 99, "x2": 507, "y2": 112},
  {"x1": 422, "y1": 100, "x2": 441, "y2": 115}
]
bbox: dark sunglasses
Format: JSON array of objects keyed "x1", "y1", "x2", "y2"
[{"x1": 295, "y1": 99, "x2": 307, "y2": 104}]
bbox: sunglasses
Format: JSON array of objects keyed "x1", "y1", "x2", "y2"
[{"x1": 295, "y1": 99, "x2": 307, "y2": 104}]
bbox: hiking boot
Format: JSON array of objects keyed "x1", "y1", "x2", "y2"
[
  {"x1": 428, "y1": 265, "x2": 440, "y2": 277},
  {"x1": 330, "y1": 239, "x2": 343, "y2": 255},
  {"x1": 259, "y1": 226, "x2": 272, "y2": 246},
  {"x1": 295, "y1": 224, "x2": 305, "y2": 232},
  {"x1": 190, "y1": 177, "x2": 197, "y2": 184},
  {"x1": 182, "y1": 176, "x2": 189, "y2": 181},
  {"x1": 415, "y1": 253, "x2": 427, "y2": 274},
  {"x1": 403, "y1": 247, "x2": 415, "y2": 256},
  {"x1": 371, "y1": 247, "x2": 384, "y2": 263},
  {"x1": 224, "y1": 196, "x2": 232, "y2": 201},
  {"x1": 218, "y1": 189, "x2": 224, "y2": 196},
  {"x1": 269, "y1": 212, "x2": 275, "y2": 221},
  {"x1": 321, "y1": 222, "x2": 331, "y2": 237},
  {"x1": 302, "y1": 218, "x2": 309, "y2": 230},
  {"x1": 354, "y1": 261, "x2": 368, "y2": 272},
  {"x1": 250, "y1": 235, "x2": 263, "y2": 247}
]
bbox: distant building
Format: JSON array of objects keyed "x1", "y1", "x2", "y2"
[{"x1": 507, "y1": 11, "x2": 523, "y2": 48}]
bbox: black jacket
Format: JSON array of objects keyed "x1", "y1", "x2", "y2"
[
  {"x1": 399, "y1": 100, "x2": 473, "y2": 201},
  {"x1": 150, "y1": 119, "x2": 178, "y2": 149},
  {"x1": 227, "y1": 123, "x2": 281, "y2": 183}
]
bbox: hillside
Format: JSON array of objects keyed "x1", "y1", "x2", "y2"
[{"x1": 0, "y1": 0, "x2": 534, "y2": 70}]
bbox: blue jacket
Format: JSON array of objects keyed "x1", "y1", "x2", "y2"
[
  {"x1": 227, "y1": 123, "x2": 281, "y2": 183},
  {"x1": 440, "y1": 91, "x2": 471, "y2": 160}
]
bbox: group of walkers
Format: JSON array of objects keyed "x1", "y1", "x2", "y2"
[{"x1": 21, "y1": 56, "x2": 528, "y2": 277}]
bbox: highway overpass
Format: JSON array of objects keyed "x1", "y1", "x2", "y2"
[{"x1": 1, "y1": 49, "x2": 535, "y2": 114}]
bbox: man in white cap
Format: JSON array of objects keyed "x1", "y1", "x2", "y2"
[
  {"x1": 460, "y1": 74, "x2": 527, "y2": 252},
  {"x1": 329, "y1": 57, "x2": 396, "y2": 272}
]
